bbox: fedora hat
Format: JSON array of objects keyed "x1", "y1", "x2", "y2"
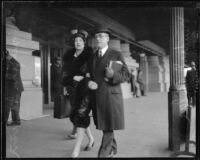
[
  {"x1": 53, "y1": 57, "x2": 61, "y2": 63},
  {"x1": 94, "y1": 25, "x2": 111, "y2": 35},
  {"x1": 191, "y1": 61, "x2": 195, "y2": 66}
]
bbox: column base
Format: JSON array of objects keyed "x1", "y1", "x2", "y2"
[
  {"x1": 121, "y1": 82, "x2": 133, "y2": 99},
  {"x1": 149, "y1": 82, "x2": 164, "y2": 92},
  {"x1": 164, "y1": 82, "x2": 170, "y2": 92},
  {"x1": 148, "y1": 66, "x2": 164, "y2": 92},
  {"x1": 168, "y1": 89, "x2": 187, "y2": 151},
  {"x1": 20, "y1": 87, "x2": 44, "y2": 120}
]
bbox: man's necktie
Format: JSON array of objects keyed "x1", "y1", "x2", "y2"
[{"x1": 98, "y1": 50, "x2": 102, "y2": 58}]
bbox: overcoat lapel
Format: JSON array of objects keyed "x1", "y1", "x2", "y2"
[
  {"x1": 93, "y1": 51, "x2": 98, "y2": 79},
  {"x1": 95, "y1": 48, "x2": 112, "y2": 66},
  {"x1": 93, "y1": 48, "x2": 113, "y2": 79}
]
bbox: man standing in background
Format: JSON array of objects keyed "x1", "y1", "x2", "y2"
[
  {"x1": 51, "y1": 57, "x2": 62, "y2": 102},
  {"x1": 130, "y1": 69, "x2": 140, "y2": 98},
  {"x1": 185, "y1": 61, "x2": 197, "y2": 107},
  {"x1": 5, "y1": 50, "x2": 24, "y2": 126},
  {"x1": 137, "y1": 69, "x2": 147, "y2": 96}
]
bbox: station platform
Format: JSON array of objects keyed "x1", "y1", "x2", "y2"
[{"x1": 6, "y1": 92, "x2": 196, "y2": 158}]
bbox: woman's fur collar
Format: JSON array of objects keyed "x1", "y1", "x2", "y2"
[{"x1": 64, "y1": 46, "x2": 93, "y2": 59}]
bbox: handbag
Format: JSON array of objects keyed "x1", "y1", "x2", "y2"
[{"x1": 53, "y1": 95, "x2": 72, "y2": 119}]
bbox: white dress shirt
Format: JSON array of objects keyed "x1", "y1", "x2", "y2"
[{"x1": 99, "y1": 45, "x2": 108, "y2": 57}]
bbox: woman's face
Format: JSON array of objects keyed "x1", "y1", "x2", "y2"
[{"x1": 74, "y1": 37, "x2": 85, "y2": 50}]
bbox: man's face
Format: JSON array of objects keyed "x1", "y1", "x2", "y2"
[
  {"x1": 191, "y1": 64, "x2": 195, "y2": 69},
  {"x1": 191, "y1": 62, "x2": 195, "y2": 69},
  {"x1": 5, "y1": 51, "x2": 11, "y2": 60},
  {"x1": 56, "y1": 59, "x2": 62, "y2": 66},
  {"x1": 95, "y1": 33, "x2": 109, "y2": 49}
]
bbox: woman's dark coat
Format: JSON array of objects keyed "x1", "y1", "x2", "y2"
[
  {"x1": 62, "y1": 47, "x2": 93, "y2": 87},
  {"x1": 62, "y1": 47, "x2": 93, "y2": 128}
]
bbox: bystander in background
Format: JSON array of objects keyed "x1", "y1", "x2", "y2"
[
  {"x1": 51, "y1": 57, "x2": 62, "y2": 102},
  {"x1": 185, "y1": 61, "x2": 197, "y2": 107},
  {"x1": 137, "y1": 69, "x2": 147, "y2": 96},
  {"x1": 130, "y1": 69, "x2": 140, "y2": 98},
  {"x1": 5, "y1": 50, "x2": 24, "y2": 126}
]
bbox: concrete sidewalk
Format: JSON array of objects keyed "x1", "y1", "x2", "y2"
[{"x1": 6, "y1": 92, "x2": 196, "y2": 158}]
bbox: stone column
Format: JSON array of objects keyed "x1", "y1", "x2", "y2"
[
  {"x1": 109, "y1": 39, "x2": 126, "y2": 98},
  {"x1": 6, "y1": 15, "x2": 43, "y2": 120},
  {"x1": 109, "y1": 38, "x2": 121, "y2": 51},
  {"x1": 139, "y1": 53, "x2": 149, "y2": 92},
  {"x1": 120, "y1": 43, "x2": 139, "y2": 98},
  {"x1": 121, "y1": 43, "x2": 139, "y2": 72},
  {"x1": 159, "y1": 56, "x2": 170, "y2": 92},
  {"x1": 147, "y1": 56, "x2": 164, "y2": 92},
  {"x1": 168, "y1": 7, "x2": 187, "y2": 151},
  {"x1": 121, "y1": 43, "x2": 131, "y2": 57}
]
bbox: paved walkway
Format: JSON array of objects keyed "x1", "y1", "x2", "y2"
[{"x1": 6, "y1": 92, "x2": 196, "y2": 158}]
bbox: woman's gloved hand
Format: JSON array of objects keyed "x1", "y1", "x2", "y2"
[
  {"x1": 88, "y1": 81, "x2": 98, "y2": 90},
  {"x1": 73, "y1": 75, "x2": 84, "y2": 82}
]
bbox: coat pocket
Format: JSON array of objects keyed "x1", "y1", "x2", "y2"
[{"x1": 110, "y1": 86, "x2": 121, "y2": 94}]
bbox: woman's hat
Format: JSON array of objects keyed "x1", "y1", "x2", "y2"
[{"x1": 71, "y1": 29, "x2": 88, "y2": 42}]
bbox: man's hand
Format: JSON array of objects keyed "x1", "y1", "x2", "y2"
[
  {"x1": 105, "y1": 67, "x2": 114, "y2": 78},
  {"x1": 73, "y1": 75, "x2": 84, "y2": 82},
  {"x1": 88, "y1": 81, "x2": 98, "y2": 90}
]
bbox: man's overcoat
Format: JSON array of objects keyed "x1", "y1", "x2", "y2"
[
  {"x1": 186, "y1": 68, "x2": 197, "y2": 96},
  {"x1": 89, "y1": 48, "x2": 129, "y2": 130},
  {"x1": 5, "y1": 57, "x2": 24, "y2": 97}
]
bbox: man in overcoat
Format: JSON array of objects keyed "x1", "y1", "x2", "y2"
[
  {"x1": 185, "y1": 61, "x2": 197, "y2": 107},
  {"x1": 130, "y1": 69, "x2": 140, "y2": 97},
  {"x1": 88, "y1": 26, "x2": 130, "y2": 157},
  {"x1": 51, "y1": 57, "x2": 62, "y2": 101},
  {"x1": 5, "y1": 50, "x2": 24, "y2": 126},
  {"x1": 137, "y1": 69, "x2": 147, "y2": 96}
]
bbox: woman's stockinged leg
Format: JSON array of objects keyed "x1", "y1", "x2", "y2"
[
  {"x1": 72, "y1": 125, "x2": 77, "y2": 135},
  {"x1": 85, "y1": 127, "x2": 94, "y2": 144},
  {"x1": 84, "y1": 127, "x2": 95, "y2": 151},
  {"x1": 71, "y1": 127, "x2": 85, "y2": 157}
]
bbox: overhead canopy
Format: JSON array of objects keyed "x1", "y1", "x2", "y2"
[
  {"x1": 138, "y1": 40, "x2": 166, "y2": 56},
  {"x1": 66, "y1": 8, "x2": 167, "y2": 57}
]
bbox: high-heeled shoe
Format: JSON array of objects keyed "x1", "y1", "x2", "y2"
[
  {"x1": 67, "y1": 133, "x2": 77, "y2": 139},
  {"x1": 106, "y1": 149, "x2": 117, "y2": 158},
  {"x1": 83, "y1": 141, "x2": 95, "y2": 151}
]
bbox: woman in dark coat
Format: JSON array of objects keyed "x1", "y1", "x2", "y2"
[{"x1": 62, "y1": 30, "x2": 97, "y2": 158}]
